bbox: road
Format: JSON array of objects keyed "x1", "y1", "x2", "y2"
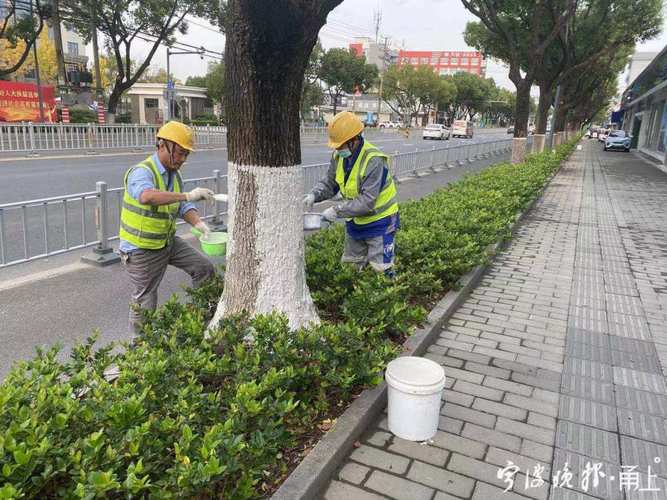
[{"x1": 0, "y1": 128, "x2": 508, "y2": 203}]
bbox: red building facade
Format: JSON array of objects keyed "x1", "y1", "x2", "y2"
[{"x1": 397, "y1": 50, "x2": 485, "y2": 77}]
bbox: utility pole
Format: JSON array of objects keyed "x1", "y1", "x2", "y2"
[
  {"x1": 166, "y1": 46, "x2": 206, "y2": 121},
  {"x1": 373, "y1": 8, "x2": 382, "y2": 44},
  {"x1": 376, "y1": 36, "x2": 389, "y2": 125}
]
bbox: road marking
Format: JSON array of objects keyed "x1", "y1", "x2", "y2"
[{"x1": 0, "y1": 262, "x2": 89, "y2": 292}]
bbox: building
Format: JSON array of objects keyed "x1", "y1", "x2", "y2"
[
  {"x1": 319, "y1": 92, "x2": 394, "y2": 125},
  {"x1": 624, "y1": 51, "x2": 659, "y2": 88},
  {"x1": 127, "y1": 82, "x2": 214, "y2": 125},
  {"x1": 397, "y1": 50, "x2": 486, "y2": 77},
  {"x1": 620, "y1": 47, "x2": 667, "y2": 163},
  {"x1": 349, "y1": 37, "x2": 398, "y2": 71}
]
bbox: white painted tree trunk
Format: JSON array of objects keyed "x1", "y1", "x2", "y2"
[{"x1": 208, "y1": 163, "x2": 320, "y2": 331}]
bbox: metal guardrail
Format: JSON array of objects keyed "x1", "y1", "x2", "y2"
[
  {"x1": 0, "y1": 123, "x2": 411, "y2": 154},
  {"x1": 0, "y1": 138, "x2": 513, "y2": 269},
  {"x1": 0, "y1": 123, "x2": 227, "y2": 153}
]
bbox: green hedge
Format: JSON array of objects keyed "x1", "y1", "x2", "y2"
[{"x1": 0, "y1": 141, "x2": 577, "y2": 499}]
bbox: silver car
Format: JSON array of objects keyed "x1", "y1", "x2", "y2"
[{"x1": 604, "y1": 130, "x2": 631, "y2": 152}]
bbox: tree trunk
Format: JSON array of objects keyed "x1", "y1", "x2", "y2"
[
  {"x1": 209, "y1": 0, "x2": 337, "y2": 331},
  {"x1": 511, "y1": 79, "x2": 532, "y2": 164},
  {"x1": 535, "y1": 82, "x2": 552, "y2": 135},
  {"x1": 50, "y1": 1, "x2": 68, "y2": 89}
]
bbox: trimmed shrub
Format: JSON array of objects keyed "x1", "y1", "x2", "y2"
[{"x1": 0, "y1": 140, "x2": 578, "y2": 499}]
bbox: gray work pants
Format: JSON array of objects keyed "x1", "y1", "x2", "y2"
[{"x1": 120, "y1": 236, "x2": 215, "y2": 334}]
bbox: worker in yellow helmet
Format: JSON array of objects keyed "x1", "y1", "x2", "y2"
[
  {"x1": 303, "y1": 111, "x2": 399, "y2": 276},
  {"x1": 119, "y1": 120, "x2": 216, "y2": 334}
]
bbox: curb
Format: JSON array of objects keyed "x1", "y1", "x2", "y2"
[{"x1": 271, "y1": 145, "x2": 574, "y2": 500}]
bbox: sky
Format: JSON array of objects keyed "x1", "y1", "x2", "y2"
[{"x1": 85, "y1": 0, "x2": 667, "y2": 94}]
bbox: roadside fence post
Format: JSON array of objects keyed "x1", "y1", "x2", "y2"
[
  {"x1": 81, "y1": 181, "x2": 120, "y2": 266},
  {"x1": 212, "y1": 169, "x2": 226, "y2": 230}
]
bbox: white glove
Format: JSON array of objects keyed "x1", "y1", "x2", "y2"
[
  {"x1": 194, "y1": 221, "x2": 211, "y2": 239},
  {"x1": 302, "y1": 193, "x2": 315, "y2": 210},
  {"x1": 321, "y1": 206, "x2": 338, "y2": 222},
  {"x1": 185, "y1": 187, "x2": 215, "y2": 202}
]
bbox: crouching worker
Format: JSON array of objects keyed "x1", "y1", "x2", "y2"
[
  {"x1": 303, "y1": 111, "x2": 399, "y2": 277},
  {"x1": 118, "y1": 120, "x2": 216, "y2": 334}
]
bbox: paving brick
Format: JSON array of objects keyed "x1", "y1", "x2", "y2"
[
  {"x1": 516, "y1": 354, "x2": 563, "y2": 372},
  {"x1": 438, "y1": 416, "x2": 464, "y2": 434},
  {"x1": 481, "y1": 331, "x2": 521, "y2": 345},
  {"x1": 559, "y1": 374, "x2": 614, "y2": 405},
  {"x1": 407, "y1": 460, "x2": 476, "y2": 498},
  {"x1": 532, "y1": 388, "x2": 559, "y2": 405},
  {"x1": 466, "y1": 319, "x2": 504, "y2": 333},
  {"x1": 485, "y1": 446, "x2": 552, "y2": 477},
  {"x1": 464, "y1": 361, "x2": 511, "y2": 379},
  {"x1": 472, "y1": 398, "x2": 528, "y2": 421},
  {"x1": 453, "y1": 380, "x2": 504, "y2": 401},
  {"x1": 528, "y1": 412, "x2": 557, "y2": 430},
  {"x1": 447, "y1": 348, "x2": 492, "y2": 365},
  {"x1": 449, "y1": 324, "x2": 485, "y2": 336},
  {"x1": 520, "y1": 439, "x2": 554, "y2": 463},
  {"x1": 620, "y1": 435, "x2": 667, "y2": 479},
  {"x1": 364, "y1": 470, "x2": 434, "y2": 500},
  {"x1": 514, "y1": 472, "x2": 550, "y2": 500},
  {"x1": 558, "y1": 395, "x2": 617, "y2": 432},
  {"x1": 492, "y1": 358, "x2": 539, "y2": 375},
  {"x1": 555, "y1": 421, "x2": 620, "y2": 463},
  {"x1": 442, "y1": 402, "x2": 496, "y2": 428},
  {"x1": 495, "y1": 417, "x2": 555, "y2": 446},
  {"x1": 388, "y1": 438, "x2": 450, "y2": 467},
  {"x1": 617, "y1": 408, "x2": 667, "y2": 446},
  {"x1": 442, "y1": 389, "x2": 474, "y2": 407},
  {"x1": 461, "y1": 422, "x2": 522, "y2": 452},
  {"x1": 350, "y1": 445, "x2": 410, "y2": 474},
  {"x1": 430, "y1": 431, "x2": 487, "y2": 459},
  {"x1": 613, "y1": 367, "x2": 667, "y2": 394},
  {"x1": 551, "y1": 448, "x2": 623, "y2": 500},
  {"x1": 435, "y1": 338, "x2": 475, "y2": 352},
  {"x1": 511, "y1": 372, "x2": 561, "y2": 392},
  {"x1": 471, "y1": 482, "x2": 527, "y2": 500},
  {"x1": 433, "y1": 492, "x2": 464, "y2": 500},
  {"x1": 566, "y1": 341, "x2": 611, "y2": 363},
  {"x1": 439, "y1": 366, "x2": 484, "y2": 384},
  {"x1": 447, "y1": 453, "x2": 507, "y2": 489},
  {"x1": 563, "y1": 358, "x2": 613, "y2": 381},
  {"x1": 484, "y1": 376, "x2": 533, "y2": 397},
  {"x1": 505, "y1": 393, "x2": 558, "y2": 418},
  {"x1": 366, "y1": 431, "x2": 392, "y2": 448},
  {"x1": 324, "y1": 480, "x2": 387, "y2": 500},
  {"x1": 473, "y1": 345, "x2": 518, "y2": 361},
  {"x1": 614, "y1": 385, "x2": 667, "y2": 417},
  {"x1": 338, "y1": 462, "x2": 370, "y2": 484},
  {"x1": 457, "y1": 333, "x2": 498, "y2": 349}
]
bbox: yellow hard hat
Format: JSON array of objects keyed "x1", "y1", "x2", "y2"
[
  {"x1": 156, "y1": 121, "x2": 195, "y2": 151},
  {"x1": 328, "y1": 111, "x2": 364, "y2": 149}
]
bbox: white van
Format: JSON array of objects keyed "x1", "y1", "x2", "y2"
[{"x1": 452, "y1": 120, "x2": 473, "y2": 139}]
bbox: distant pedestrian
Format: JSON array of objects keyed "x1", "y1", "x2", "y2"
[
  {"x1": 303, "y1": 111, "x2": 399, "y2": 277},
  {"x1": 118, "y1": 121, "x2": 216, "y2": 334}
]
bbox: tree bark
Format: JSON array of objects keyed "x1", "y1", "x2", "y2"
[
  {"x1": 210, "y1": 0, "x2": 339, "y2": 331},
  {"x1": 535, "y1": 82, "x2": 552, "y2": 135},
  {"x1": 511, "y1": 79, "x2": 532, "y2": 164},
  {"x1": 50, "y1": 1, "x2": 68, "y2": 89}
]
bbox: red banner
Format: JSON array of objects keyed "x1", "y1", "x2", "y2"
[{"x1": 0, "y1": 81, "x2": 57, "y2": 123}]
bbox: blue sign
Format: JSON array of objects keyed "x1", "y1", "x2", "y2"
[{"x1": 167, "y1": 80, "x2": 175, "y2": 90}]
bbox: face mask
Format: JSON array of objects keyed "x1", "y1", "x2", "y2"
[{"x1": 337, "y1": 148, "x2": 352, "y2": 159}]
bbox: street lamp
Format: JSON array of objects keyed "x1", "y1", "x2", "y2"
[{"x1": 165, "y1": 46, "x2": 205, "y2": 121}]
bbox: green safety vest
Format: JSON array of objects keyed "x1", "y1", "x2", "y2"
[
  {"x1": 335, "y1": 140, "x2": 398, "y2": 225},
  {"x1": 119, "y1": 156, "x2": 182, "y2": 249}
]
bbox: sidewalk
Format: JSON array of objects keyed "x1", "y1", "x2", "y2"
[
  {"x1": 0, "y1": 150, "x2": 508, "y2": 379},
  {"x1": 323, "y1": 142, "x2": 667, "y2": 499}
]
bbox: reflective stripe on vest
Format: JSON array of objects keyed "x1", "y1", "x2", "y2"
[
  {"x1": 118, "y1": 156, "x2": 182, "y2": 249},
  {"x1": 334, "y1": 140, "x2": 399, "y2": 225}
]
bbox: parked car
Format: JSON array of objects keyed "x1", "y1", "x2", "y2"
[
  {"x1": 422, "y1": 123, "x2": 450, "y2": 140},
  {"x1": 379, "y1": 121, "x2": 396, "y2": 128},
  {"x1": 507, "y1": 125, "x2": 515, "y2": 134},
  {"x1": 452, "y1": 120, "x2": 474, "y2": 138},
  {"x1": 604, "y1": 130, "x2": 631, "y2": 152}
]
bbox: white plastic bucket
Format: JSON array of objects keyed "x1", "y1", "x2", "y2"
[{"x1": 385, "y1": 356, "x2": 446, "y2": 441}]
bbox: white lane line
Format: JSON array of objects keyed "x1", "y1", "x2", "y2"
[
  {"x1": 0, "y1": 262, "x2": 90, "y2": 292},
  {"x1": 0, "y1": 147, "x2": 228, "y2": 163}
]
